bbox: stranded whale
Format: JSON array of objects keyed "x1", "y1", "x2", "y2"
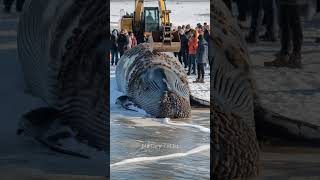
[{"x1": 115, "y1": 44, "x2": 193, "y2": 118}]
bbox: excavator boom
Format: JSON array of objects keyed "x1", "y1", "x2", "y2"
[
  {"x1": 120, "y1": 0, "x2": 180, "y2": 52},
  {"x1": 152, "y1": 0, "x2": 180, "y2": 52},
  {"x1": 158, "y1": 0, "x2": 170, "y2": 26},
  {"x1": 134, "y1": 0, "x2": 144, "y2": 30}
]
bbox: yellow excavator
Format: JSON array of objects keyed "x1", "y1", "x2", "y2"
[{"x1": 120, "y1": 0, "x2": 180, "y2": 52}]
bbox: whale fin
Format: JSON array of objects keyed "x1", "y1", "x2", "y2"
[
  {"x1": 254, "y1": 103, "x2": 320, "y2": 143},
  {"x1": 17, "y1": 107, "x2": 90, "y2": 159},
  {"x1": 190, "y1": 95, "x2": 210, "y2": 108},
  {"x1": 116, "y1": 96, "x2": 139, "y2": 112}
]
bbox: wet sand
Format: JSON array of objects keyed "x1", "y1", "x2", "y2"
[
  {"x1": 256, "y1": 146, "x2": 320, "y2": 179},
  {"x1": 249, "y1": 14, "x2": 320, "y2": 180},
  {"x1": 0, "y1": 167, "x2": 105, "y2": 180}
]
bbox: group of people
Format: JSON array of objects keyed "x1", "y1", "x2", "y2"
[
  {"x1": 110, "y1": 29, "x2": 137, "y2": 66},
  {"x1": 2, "y1": 0, "x2": 25, "y2": 13},
  {"x1": 223, "y1": 0, "x2": 320, "y2": 68},
  {"x1": 110, "y1": 22, "x2": 210, "y2": 83},
  {"x1": 174, "y1": 22, "x2": 210, "y2": 83}
]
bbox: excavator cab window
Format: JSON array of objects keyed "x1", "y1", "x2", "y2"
[{"x1": 144, "y1": 8, "x2": 159, "y2": 33}]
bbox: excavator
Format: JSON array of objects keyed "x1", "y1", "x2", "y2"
[{"x1": 120, "y1": 0, "x2": 180, "y2": 52}]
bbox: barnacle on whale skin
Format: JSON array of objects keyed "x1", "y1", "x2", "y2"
[
  {"x1": 210, "y1": 0, "x2": 260, "y2": 179},
  {"x1": 116, "y1": 44, "x2": 192, "y2": 119}
]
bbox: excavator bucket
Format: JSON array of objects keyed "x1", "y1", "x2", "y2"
[{"x1": 151, "y1": 31, "x2": 181, "y2": 52}]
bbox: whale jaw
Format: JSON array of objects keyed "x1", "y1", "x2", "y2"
[{"x1": 158, "y1": 91, "x2": 191, "y2": 119}]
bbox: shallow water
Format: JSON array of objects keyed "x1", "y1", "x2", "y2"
[
  {"x1": 110, "y1": 59, "x2": 210, "y2": 180},
  {"x1": 110, "y1": 109, "x2": 210, "y2": 180}
]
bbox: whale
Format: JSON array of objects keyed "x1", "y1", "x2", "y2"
[
  {"x1": 115, "y1": 44, "x2": 194, "y2": 118},
  {"x1": 16, "y1": 0, "x2": 109, "y2": 157}
]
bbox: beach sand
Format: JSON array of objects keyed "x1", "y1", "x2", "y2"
[{"x1": 249, "y1": 14, "x2": 320, "y2": 179}]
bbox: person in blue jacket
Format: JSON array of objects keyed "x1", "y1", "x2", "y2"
[{"x1": 194, "y1": 35, "x2": 208, "y2": 83}]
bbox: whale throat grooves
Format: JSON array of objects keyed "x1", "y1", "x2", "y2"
[
  {"x1": 210, "y1": 0, "x2": 260, "y2": 179},
  {"x1": 17, "y1": 0, "x2": 109, "y2": 151},
  {"x1": 116, "y1": 44, "x2": 192, "y2": 118}
]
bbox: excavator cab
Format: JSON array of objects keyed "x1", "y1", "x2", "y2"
[
  {"x1": 144, "y1": 7, "x2": 159, "y2": 34},
  {"x1": 143, "y1": 7, "x2": 180, "y2": 52},
  {"x1": 120, "y1": 0, "x2": 180, "y2": 52}
]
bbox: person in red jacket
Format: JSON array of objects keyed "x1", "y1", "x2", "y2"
[
  {"x1": 130, "y1": 32, "x2": 137, "y2": 48},
  {"x1": 187, "y1": 31, "x2": 198, "y2": 75}
]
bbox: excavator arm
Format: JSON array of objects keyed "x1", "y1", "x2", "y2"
[
  {"x1": 158, "y1": 0, "x2": 171, "y2": 26},
  {"x1": 134, "y1": 0, "x2": 144, "y2": 33},
  {"x1": 134, "y1": 0, "x2": 144, "y2": 26}
]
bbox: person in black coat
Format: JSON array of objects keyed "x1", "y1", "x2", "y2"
[
  {"x1": 203, "y1": 24, "x2": 210, "y2": 43},
  {"x1": 117, "y1": 30, "x2": 129, "y2": 58},
  {"x1": 178, "y1": 29, "x2": 189, "y2": 68},
  {"x1": 237, "y1": 0, "x2": 249, "y2": 22},
  {"x1": 246, "y1": 0, "x2": 277, "y2": 43},
  {"x1": 264, "y1": 0, "x2": 304, "y2": 68},
  {"x1": 111, "y1": 29, "x2": 119, "y2": 66},
  {"x1": 194, "y1": 35, "x2": 208, "y2": 83}
]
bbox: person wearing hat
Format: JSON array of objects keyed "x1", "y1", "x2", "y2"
[{"x1": 185, "y1": 24, "x2": 193, "y2": 40}]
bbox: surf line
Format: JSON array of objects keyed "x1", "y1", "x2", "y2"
[
  {"x1": 164, "y1": 118, "x2": 210, "y2": 133},
  {"x1": 111, "y1": 118, "x2": 210, "y2": 168},
  {"x1": 110, "y1": 144, "x2": 209, "y2": 168}
]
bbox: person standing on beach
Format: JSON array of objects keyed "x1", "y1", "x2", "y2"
[
  {"x1": 129, "y1": 32, "x2": 137, "y2": 48},
  {"x1": 111, "y1": 29, "x2": 119, "y2": 66},
  {"x1": 178, "y1": 29, "x2": 189, "y2": 68},
  {"x1": 194, "y1": 35, "x2": 208, "y2": 83},
  {"x1": 3, "y1": 0, "x2": 25, "y2": 13},
  {"x1": 203, "y1": 22, "x2": 210, "y2": 43},
  {"x1": 264, "y1": 0, "x2": 304, "y2": 68},
  {"x1": 246, "y1": 0, "x2": 277, "y2": 43},
  {"x1": 187, "y1": 31, "x2": 198, "y2": 75},
  {"x1": 236, "y1": 0, "x2": 249, "y2": 27},
  {"x1": 117, "y1": 30, "x2": 129, "y2": 59}
]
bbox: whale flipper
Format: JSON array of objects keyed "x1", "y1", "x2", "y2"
[
  {"x1": 116, "y1": 96, "x2": 139, "y2": 112},
  {"x1": 17, "y1": 107, "x2": 90, "y2": 159},
  {"x1": 190, "y1": 95, "x2": 210, "y2": 108}
]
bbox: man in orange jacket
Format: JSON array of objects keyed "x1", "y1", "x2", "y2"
[{"x1": 187, "y1": 31, "x2": 198, "y2": 75}]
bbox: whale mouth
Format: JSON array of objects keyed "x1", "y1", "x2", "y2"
[
  {"x1": 144, "y1": 68, "x2": 191, "y2": 118},
  {"x1": 158, "y1": 91, "x2": 191, "y2": 119},
  {"x1": 129, "y1": 66, "x2": 191, "y2": 118}
]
